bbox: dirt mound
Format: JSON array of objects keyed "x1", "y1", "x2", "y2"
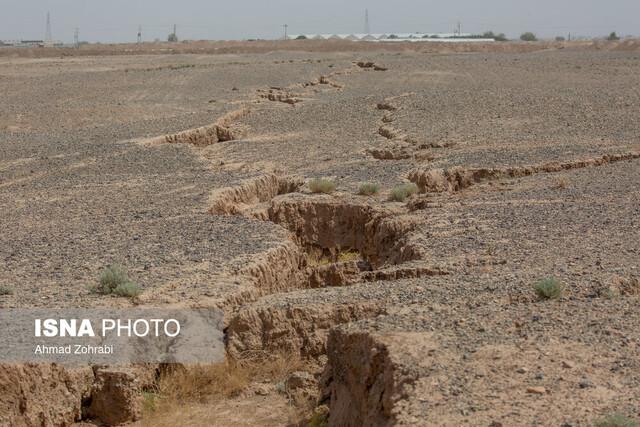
[
  {"x1": 409, "y1": 151, "x2": 640, "y2": 193},
  {"x1": 208, "y1": 174, "x2": 303, "y2": 216},
  {"x1": 143, "y1": 107, "x2": 249, "y2": 146}
]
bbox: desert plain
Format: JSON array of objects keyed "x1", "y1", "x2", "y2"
[{"x1": 0, "y1": 39, "x2": 639, "y2": 426}]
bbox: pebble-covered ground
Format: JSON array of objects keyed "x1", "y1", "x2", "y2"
[{"x1": 1, "y1": 44, "x2": 638, "y2": 425}]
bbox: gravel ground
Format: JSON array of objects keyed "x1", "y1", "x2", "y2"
[{"x1": 1, "y1": 45, "x2": 639, "y2": 425}]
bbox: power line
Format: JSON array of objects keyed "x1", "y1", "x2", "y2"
[
  {"x1": 74, "y1": 27, "x2": 79, "y2": 48},
  {"x1": 365, "y1": 9, "x2": 370, "y2": 34},
  {"x1": 283, "y1": 24, "x2": 288, "y2": 40},
  {"x1": 45, "y1": 12, "x2": 52, "y2": 42}
]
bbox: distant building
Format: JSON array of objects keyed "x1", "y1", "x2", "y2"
[
  {"x1": 0, "y1": 39, "x2": 64, "y2": 48},
  {"x1": 286, "y1": 33, "x2": 494, "y2": 42}
]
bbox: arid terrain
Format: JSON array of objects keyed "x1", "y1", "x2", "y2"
[{"x1": 1, "y1": 40, "x2": 639, "y2": 426}]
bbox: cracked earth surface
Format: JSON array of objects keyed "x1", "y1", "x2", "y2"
[{"x1": 1, "y1": 42, "x2": 639, "y2": 426}]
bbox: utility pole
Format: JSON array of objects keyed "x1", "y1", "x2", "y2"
[
  {"x1": 456, "y1": 21, "x2": 462, "y2": 36},
  {"x1": 45, "y1": 12, "x2": 52, "y2": 42},
  {"x1": 74, "y1": 27, "x2": 79, "y2": 48},
  {"x1": 364, "y1": 9, "x2": 370, "y2": 34},
  {"x1": 283, "y1": 24, "x2": 288, "y2": 40},
  {"x1": 137, "y1": 25, "x2": 142, "y2": 44},
  {"x1": 173, "y1": 24, "x2": 177, "y2": 39}
]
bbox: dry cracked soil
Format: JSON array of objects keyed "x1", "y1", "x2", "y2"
[{"x1": 1, "y1": 40, "x2": 639, "y2": 426}]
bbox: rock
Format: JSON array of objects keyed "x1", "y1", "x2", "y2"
[
  {"x1": 561, "y1": 361, "x2": 575, "y2": 369},
  {"x1": 88, "y1": 368, "x2": 145, "y2": 425},
  {"x1": 516, "y1": 367, "x2": 528, "y2": 374},
  {"x1": 285, "y1": 371, "x2": 318, "y2": 404},
  {"x1": 579, "y1": 379, "x2": 594, "y2": 389},
  {"x1": 0, "y1": 364, "x2": 93, "y2": 426},
  {"x1": 254, "y1": 384, "x2": 271, "y2": 396},
  {"x1": 526, "y1": 386, "x2": 546, "y2": 395}
]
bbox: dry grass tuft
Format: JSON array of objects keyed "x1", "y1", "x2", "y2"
[
  {"x1": 141, "y1": 352, "x2": 305, "y2": 425},
  {"x1": 357, "y1": 182, "x2": 380, "y2": 196},
  {"x1": 337, "y1": 250, "x2": 361, "y2": 263},
  {"x1": 309, "y1": 178, "x2": 337, "y2": 194},
  {"x1": 594, "y1": 413, "x2": 639, "y2": 427},
  {"x1": 388, "y1": 183, "x2": 419, "y2": 202}
]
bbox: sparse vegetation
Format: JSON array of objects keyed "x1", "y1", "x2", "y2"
[
  {"x1": 90, "y1": 265, "x2": 141, "y2": 298},
  {"x1": 358, "y1": 182, "x2": 380, "y2": 196},
  {"x1": 295, "y1": 35, "x2": 307, "y2": 40},
  {"x1": 309, "y1": 178, "x2": 336, "y2": 194},
  {"x1": 534, "y1": 278, "x2": 565, "y2": 300},
  {"x1": 141, "y1": 352, "x2": 303, "y2": 422},
  {"x1": 308, "y1": 410, "x2": 330, "y2": 427},
  {"x1": 0, "y1": 286, "x2": 13, "y2": 296},
  {"x1": 308, "y1": 249, "x2": 361, "y2": 266},
  {"x1": 167, "y1": 33, "x2": 178, "y2": 43},
  {"x1": 388, "y1": 183, "x2": 419, "y2": 202},
  {"x1": 594, "y1": 413, "x2": 639, "y2": 427},
  {"x1": 142, "y1": 391, "x2": 158, "y2": 412},
  {"x1": 337, "y1": 250, "x2": 361, "y2": 263},
  {"x1": 113, "y1": 281, "x2": 142, "y2": 297},
  {"x1": 520, "y1": 32, "x2": 538, "y2": 42},
  {"x1": 555, "y1": 36, "x2": 566, "y2": 42}
]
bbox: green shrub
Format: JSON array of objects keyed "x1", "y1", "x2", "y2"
[
  {"x1": 114, "y1": 282, "x2": 142, "y2": 298},
  {"x1": 520, "y1": 32, "x2": 537, "y2": 42},
  {"x1": 91, "y1": 265, "x2": 141, "y2": 298},
  {"x1": 534, "y1": 278, "x2": 565, "y2": 300},
  {"x1": 594, "y1": 413, "x2": 639, "y2": 427},
  {"x1": 388, "y1": 183, "x2": 418, "y2": 202},
  {"x1": 0, "y1": 286, "x2": 13, "y2": 296},
  {"x1": 358, "y1": 182, "x2": 380, "y2": 196},
  {"x1": 309, "y1": 178, "x2": 336, "y2": 194}
]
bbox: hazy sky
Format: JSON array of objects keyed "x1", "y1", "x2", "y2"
[{"x1": 0, "y1": 0, "x2": 637, "y2": 43}]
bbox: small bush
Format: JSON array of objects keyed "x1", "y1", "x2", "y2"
[
  {"x1": 0, "y1": 286, "x2": 13, "y2": 296},
  {"x1": 91, "y1": 265, "x2": 141, "y2": 298},
  {"x1": 520, "y1": 32, "x2": 537, "y2": 42},
  {"x1": 358, "y1": 182, "x2": 380, "y2": 196},
  {"x1": 607, "y1": 32, "x2": 621, "y2": 41},
  {"x1": 388, "y1": 183, "x2": 418, "y2": 202},
  {"x1": 534, "y1": 278, "x2": 565, "y2": 300},
  {"x1": 295, "y1": 35, "x2": 307, "y2": 40},
  {"x1": 114, "y1": 282, "x2": 142, "y2": 298},
  {"x1": 309, "y1": 178, "x2": 336, "y2": 194},
  {"x1": 594, "y1": 413, "x2": 639, "y2": 427}
]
